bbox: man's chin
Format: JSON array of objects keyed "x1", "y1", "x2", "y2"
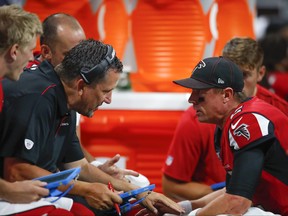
[{"x1": 86, "y1": 110, "x2": 94, "y2": 118}]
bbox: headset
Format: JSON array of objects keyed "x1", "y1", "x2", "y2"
[{"x1": 79, "y1": 45, "x2": 116, "y2": 84}]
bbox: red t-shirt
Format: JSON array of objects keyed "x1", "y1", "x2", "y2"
[
  {"x1": 267, "y1": 72, "x2": 288, "y2": 100},
  {"x1": 162, "y1": 106, "x2": 226, "y2": 185},
  {"x1": 256, "y1": 84, "x2": 288, "y2": 116}
]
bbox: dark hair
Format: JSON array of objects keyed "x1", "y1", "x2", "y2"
[
  {"x1": 259, "y1": 33, "x2": 288, "y2": 71},
  {"x1": 55, "y1": 39, "x2": 123, "y2": 85}
]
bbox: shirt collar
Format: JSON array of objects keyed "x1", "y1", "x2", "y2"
[{"x1": 38, "y1": 60, "x2": 70, "y2": 117}]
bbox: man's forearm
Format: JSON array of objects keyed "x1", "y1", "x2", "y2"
[
  {"x1": 193, "y1": 191, "x2": 251, "y2": 215},
  {"x1": 4, "y1": 157, "x2": 51, "y2": 181},
  {"x1": 79, "y1": 162, "x2": 137, "y2": 192},
  {"x1": 162, "y1": 175, "x2": 213, "y2": 200}
]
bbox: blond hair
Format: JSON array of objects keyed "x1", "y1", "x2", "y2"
[
  {"x1": 0, "y1": 5, "x2": 42, "y2": 53},
  {"x1": 222, "y1": 37, "x2": 264, "y2": 71}
]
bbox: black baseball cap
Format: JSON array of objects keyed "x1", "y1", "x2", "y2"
[{"x1": 173, "y1": 56, "x2": 244, "y2": 92}]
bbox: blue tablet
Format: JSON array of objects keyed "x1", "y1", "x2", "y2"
[
  {"x1": 120, "y1": 184, "x2": 155, "y2": 202},
  {"x1": 34, "y1": 167, "x2": 81, "y2": 190},
  {"x1": 105, "y1": 184, "x2": 156, "y2": 214}
]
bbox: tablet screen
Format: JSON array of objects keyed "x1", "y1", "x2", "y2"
[
  {"x1": 34, "y1": 167, "x2": 81, "y2": 189},
  {"x1": 38, "y1": 171, "x2": 75, "y2": 183}
]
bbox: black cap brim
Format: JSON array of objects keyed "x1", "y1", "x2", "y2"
[{"x1": 173, "y1": 78, "x2": 215, "y2": 89}]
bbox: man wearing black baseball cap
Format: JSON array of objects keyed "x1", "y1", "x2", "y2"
[
  {"x1": 169, "y1": 56, "x2": 288, "y2": 215},
  {"x1": 174, "y1": 56, "x2": 244, "y2": 92}
]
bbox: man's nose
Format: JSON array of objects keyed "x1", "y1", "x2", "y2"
[
  {"x1": 188, "y1": 92, "x2": 198, "y2": 105},
  {"x1": 104, "y1": 92, "x2": 112, "y2": 104}
]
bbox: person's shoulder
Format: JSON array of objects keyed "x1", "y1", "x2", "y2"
[
  {"x1": 256, "y1": 84, "x2": 287, "y2": 104},
  {"x1": 256, "y1": 84, "x2": 288, "y2": 116}
]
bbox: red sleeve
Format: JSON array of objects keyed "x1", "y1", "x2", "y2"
[{"x1": 228, "y1": 113, "x2": 270, "y2": 150}]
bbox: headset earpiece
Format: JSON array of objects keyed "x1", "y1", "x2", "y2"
[{"x1": 80, "y1": 45, "x2": 115, "y2": 84}]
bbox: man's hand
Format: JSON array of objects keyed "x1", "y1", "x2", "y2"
[
  {"x1": 135, "y1": 191, "x2": 185, "y2": 216},
  {"x1": 82, "y1": 182, "x2": 122, "y2": 211},
  {"x1": 97, "y1": 154, "x2": 139, "y2": 180},
  {"x1": 0, "y1": 180, "x2": 49, "y2": 203}
]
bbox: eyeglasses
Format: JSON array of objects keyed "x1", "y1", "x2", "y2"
[{"x1": 80, "y1": 45, "x2": 116, "y2": 84}]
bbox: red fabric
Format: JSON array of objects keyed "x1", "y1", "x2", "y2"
[
  {"x1": 161, "y1": 84, "x2": 288, "y2": 206},
  {"x1": 162, "y1": 106, "x2": 226, "y2": 185},
  {"x1": 256, "y1": 84, "x2": 288, "y2": 116},
  {"x1": 267, "y1": 72, "x2": 288, "y2": 100},
  {"x1": 13, "y1": 203, "x2": 93, "y2": 216},
  {"x1": 221, "y1": 97, "x2": 288, "y2": 215},
  {"x1": 228, "y1": 113, "x2": 266, "y2": 149},
  {"x1": 13, "y1": 206, "x2": 74, "y2": 216},
  {"x1": 70, "y1": 202, "x2": 94, "y2": 216}
]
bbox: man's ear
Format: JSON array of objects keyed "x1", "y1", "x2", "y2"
[
  {"x1": 257, "y1": 65, "x2": 266, "y2": 82},
  {"x1": 76, "y1": 78, "x2": 85, "y2": 96},
  {"x1": 8, "y1": 44, "x2": 19, "y2": 62},
  {"x1": 40, "y1": 44, "x2": 52, "y2": 61},
  {"x1": 223, "y1": 88, "x2": 233, "y2": 103}
]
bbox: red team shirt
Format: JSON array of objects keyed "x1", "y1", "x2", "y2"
[
  {"x1": 267, "y1": 71, "x2": 288, "y2": 101},
  {"x1": 221, "y1": 97, "x2": 288, "y2": 215},
  {"x1": 163, "y1": 84, "x2": 288, "y2": 214},
  {"x1": 256, "y1": 84, "x2": 288, "y2": 116},
  {"x1": 163, "y1": 106, "x2": 226, "y2": 185},
  {"x1": 163, "y1": 84, "x2": 288, "y2": 186}
]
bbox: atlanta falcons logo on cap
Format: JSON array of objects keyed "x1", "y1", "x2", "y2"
[
  {"x1": 193, "y1": 60, "x2": 206, "y2": 72},
  {"x1": 233, "y1": 124, "x2": 250, "y2": 140}
]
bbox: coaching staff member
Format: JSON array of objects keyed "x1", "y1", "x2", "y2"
[{"x1": 0, "y1": 39, "x2": 183, "y2": 215}]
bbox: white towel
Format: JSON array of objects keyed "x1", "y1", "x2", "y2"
[{"x1": 0, "y1": 197, "x2": 73, "y2": 215}]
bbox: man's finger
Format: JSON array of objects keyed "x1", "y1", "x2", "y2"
[
  {"x1": 123, "y1": 169, "x2": 139, "y2": 177},
  {"x1": 106, "y1": 154, "x2": 121, "y2": 166}
]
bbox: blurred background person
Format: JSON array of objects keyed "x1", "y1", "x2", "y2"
[{"x1": 259, "y1": 33, "x2": 288, "y2": 101}]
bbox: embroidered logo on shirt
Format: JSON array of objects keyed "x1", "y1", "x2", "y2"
[
  {"x1": 165, "y1": 156, "x2": 173, "y2": 166},
  {"x1": 233, "y1": 124, "x2": 250, "y2": 140},
  {"x1": 24, "y1": 139, "x2": 34, "y2": 150},
  {"x1": 231, "y1": 117, "x2": 243, "y2": 130}
]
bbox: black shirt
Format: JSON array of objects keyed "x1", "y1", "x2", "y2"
[{"x1": 0, "y1": 60, "x2": 84, "y2": 173}]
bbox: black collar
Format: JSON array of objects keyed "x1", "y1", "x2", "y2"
[{"x1": 38, "y1": 60, "x2": 70, "y2": 117}]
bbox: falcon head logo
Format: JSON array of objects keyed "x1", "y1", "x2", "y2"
[
  {"x1": 233, "y1": 124, "x2": 250, "y2": 140},
  {"x1": 193, "y1": 60, "x2": 206, "y2": 72}
]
